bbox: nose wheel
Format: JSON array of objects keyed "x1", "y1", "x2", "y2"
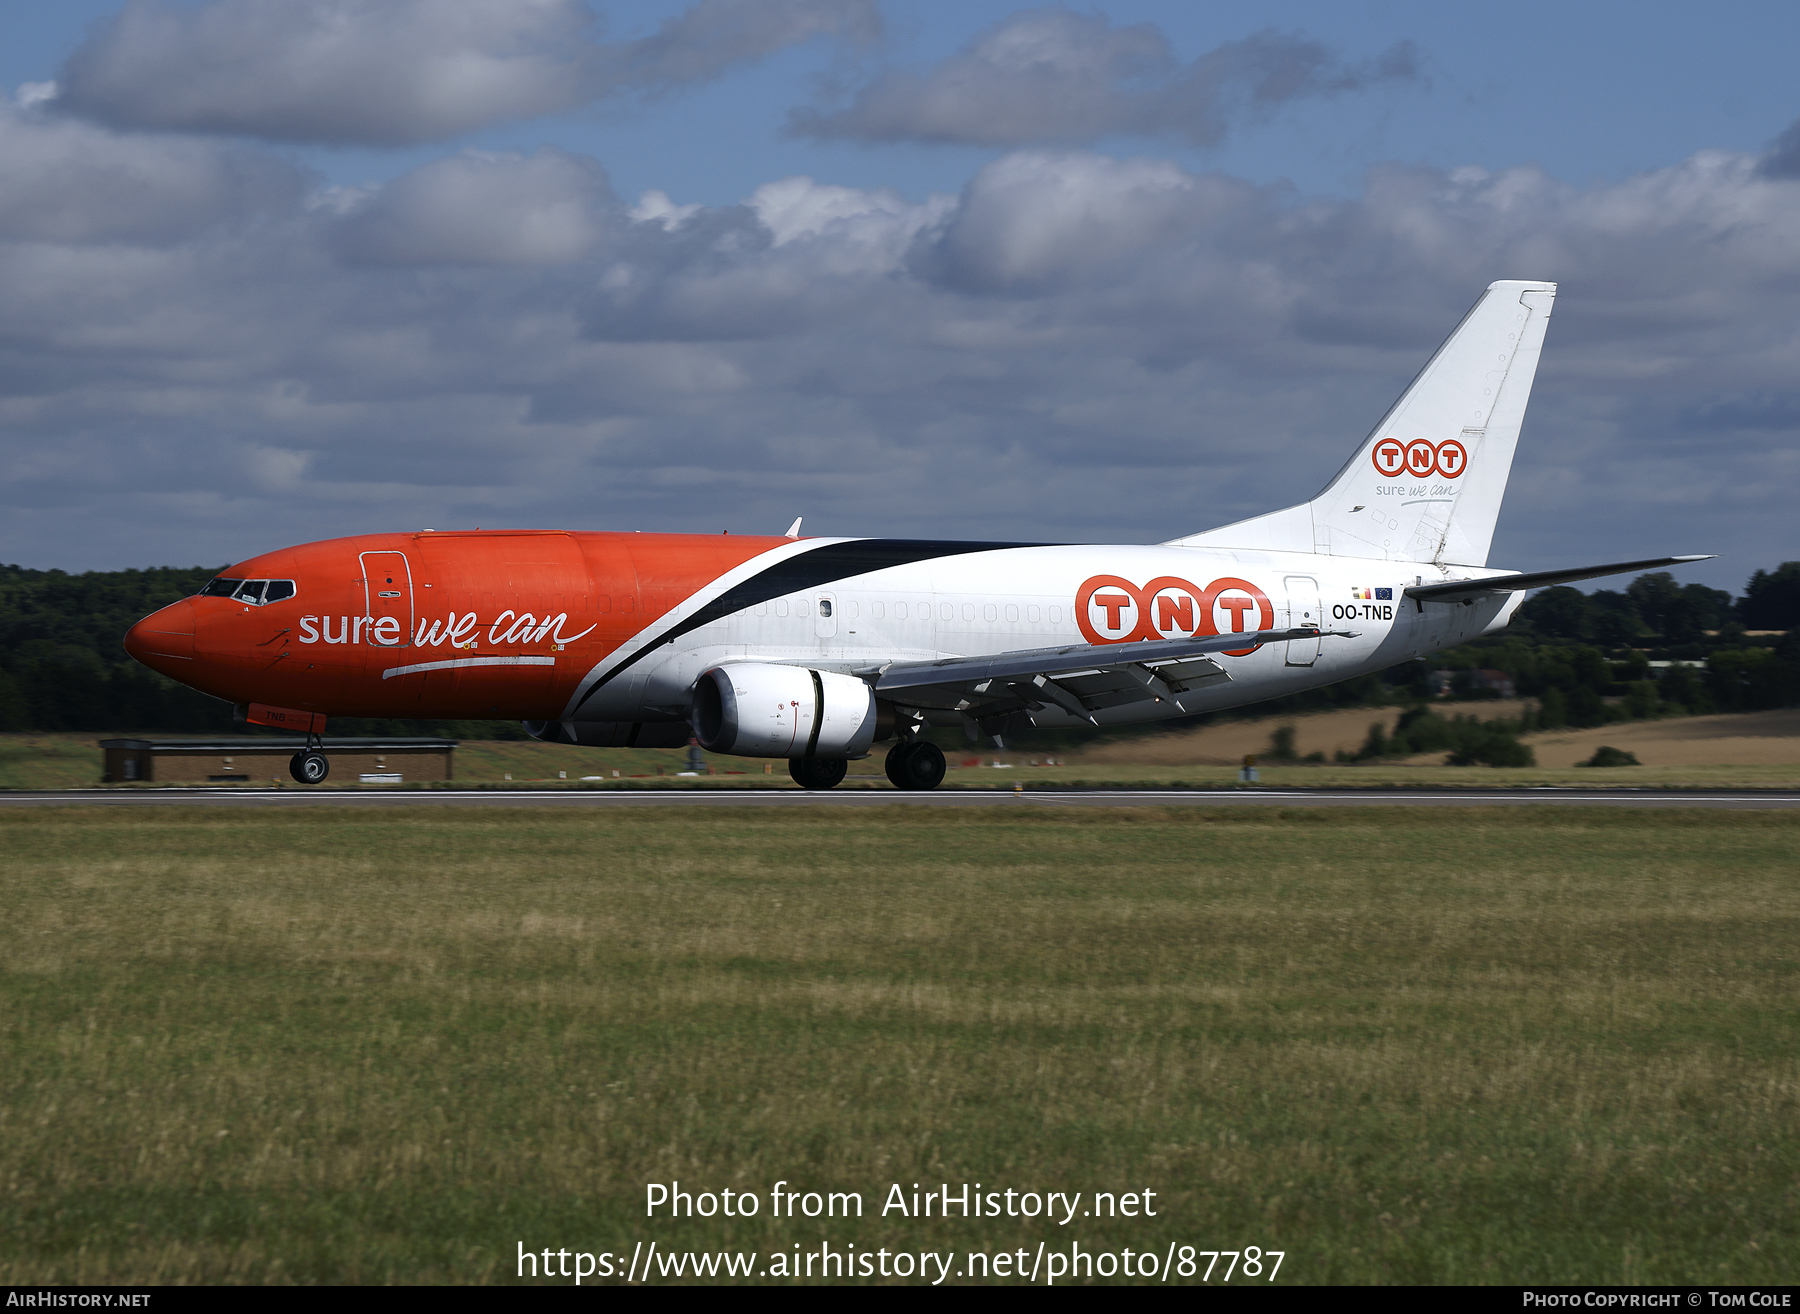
[
  {"x1": 884, "y1": 740, "x2": 946, "y2": 791},
  {"x1": 288, "y1": 736, "x2": 330, "y2": 785}
]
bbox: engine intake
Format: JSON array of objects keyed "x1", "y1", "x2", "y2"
[{"x1": 690, "y1": 663, "x2": 876, "y2": 758}]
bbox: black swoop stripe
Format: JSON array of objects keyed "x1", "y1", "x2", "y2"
[{"x1": 568, "y1": 538, "x2": 1052, "y2": 717}]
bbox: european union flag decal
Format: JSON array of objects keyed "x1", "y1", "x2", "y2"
[{"x1": 1375, "y1": 587, "x2": 1393, "y2": 600}]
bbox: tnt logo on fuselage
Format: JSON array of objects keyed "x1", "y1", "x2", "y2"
[{"x1": 1076, "y1": 575, "x2": 1273, "y2": 657}]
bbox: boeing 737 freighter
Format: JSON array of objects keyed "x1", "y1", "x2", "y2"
[{"x1": 124, "y1": 280, "x2": 1709, "y2": 788}]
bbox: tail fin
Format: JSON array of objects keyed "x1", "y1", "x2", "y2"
[{"x1": 1167, "y1": 280, "x2": 1556, "y2": 566}]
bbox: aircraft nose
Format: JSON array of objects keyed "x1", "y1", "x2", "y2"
[{"x1": 124, "y1": 598, "x2": 197, "y2": 674}]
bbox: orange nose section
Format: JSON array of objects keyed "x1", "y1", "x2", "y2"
[{"x1": 124, "y1": 599, "x2": 197, "y2": 676}]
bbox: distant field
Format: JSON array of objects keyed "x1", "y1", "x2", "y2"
[
  {"x1": 2, "y1": 805, "x2": 1795, "y2": 1284},
  {"x1": 1075, "y1": 706, "x2": 1800, "y2": 772},
  {"x1": 1508, "y1": 709, "x2": 1800, "y2": 768},
  {"x1": 8, "y1": 708, "x2": 1800, "y2": 791},
  {"x1": 1076, "y1": 707, "x2": 1414, "y2": 765},
  {"x1": 0, "y1": 736, "x2": 114, "y2": 790},
  {"x1": 0, "y1": 734, "x2": 778, "y2": 790}
]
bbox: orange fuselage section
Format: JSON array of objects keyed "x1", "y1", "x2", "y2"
[{"x1": 124, "y1": 530, "x2": 787, "y2": 720}]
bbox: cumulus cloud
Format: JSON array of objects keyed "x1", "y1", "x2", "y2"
[
  {"x1": 334, "y1": 148, "x2": 615, "y2": 265},
  {"x1": 578, "y1": 176, "x2": 955, "y2": 342},
  {"x1": 0, "y1": 102, "x2": 304, "y2": 244},
  {"x1": 612, "y1": 0, "x2": 879, "y2": 90},
  {"x1": 54, "y1": 0, "x2": 878, "y2": 146},
  {"x1": 0, "y1": 100, "x2": 1795, "y2": 585},
  {"x1": 630, "y1": 190, "x2": 704, "y2": 230},
  {"x1": 789, "y1": 8, "x2": 1419, "y2": 147},
  {"x1": 1758, "y1": 115, "x2": 1800, "y2": 179},
  {"x1": 916, "y1": 152, "x2": 1241, "y2": 293}
]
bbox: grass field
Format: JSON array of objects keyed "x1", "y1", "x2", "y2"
[
  {"x1": 2, "y1": 805, "x2": 1796, "y2": 1284},
  {"x1": 0, "y1": 733, "x2": 773, "y2": 791},
  {"x1": 7, "y1": 717, "x2": 1800, "y2": 792},
  {"x1": 1073, "y1": 706, "x2": 1800, "y2": 773}
]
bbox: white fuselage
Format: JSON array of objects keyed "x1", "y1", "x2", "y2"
[{"x1": 589, "y1": 543, "x2": 1518, "y2": 728}]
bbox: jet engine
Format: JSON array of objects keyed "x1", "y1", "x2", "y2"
[{"x1": 690, "y1": 663, "x2": 877, "y2": 758}]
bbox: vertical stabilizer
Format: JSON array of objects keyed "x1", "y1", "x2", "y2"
[{"x1": 1168, "y1": 280, "x2": 1555, "y2": 566}]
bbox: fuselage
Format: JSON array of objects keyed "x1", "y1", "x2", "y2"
[{"x1": 124, "y1": 528, "x2": 1519, "y2": 733}]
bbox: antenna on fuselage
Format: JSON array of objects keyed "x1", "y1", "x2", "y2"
[{"x1": 784, "y1": 517, "x2": 803, "y2": 538}]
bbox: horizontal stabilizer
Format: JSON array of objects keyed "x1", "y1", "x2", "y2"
[{"x1": 1404, "y1": 555, "x2": 1715, "y2": 603}]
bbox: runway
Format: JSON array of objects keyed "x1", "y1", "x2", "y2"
[{"x1": 4, "y1": 787, "x2": 1799, "y2": 809}]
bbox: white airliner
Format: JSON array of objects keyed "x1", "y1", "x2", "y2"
[{"x1": 126, "y1": 280, "x2": 1710, "y2": 788}]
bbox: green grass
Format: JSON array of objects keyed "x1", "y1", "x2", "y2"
[
  {"x1": 8, "y1": 732, "x2": 1800, "y2": 792},
  {"x1": 2, "y1": 806, "x2": 1797, "y2": 1284},
  {"x1": 0, "y1": 735, "x2": 114, "y2": 789},
  {"x1": 0, "y1": 733, "x2": 782, "y2": 790}
]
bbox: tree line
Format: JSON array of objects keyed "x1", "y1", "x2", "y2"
[{"x1": 1509, "y1": 562, "x2": 1800, "y2": 647}]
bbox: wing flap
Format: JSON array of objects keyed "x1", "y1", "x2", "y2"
[{"x1": 872, "y1": 627, "x2": 1350, "y2": 723}]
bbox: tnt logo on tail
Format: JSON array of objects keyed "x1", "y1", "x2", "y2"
[{"x1": 1373, "y1": 438, "x2": 1467, "y2": 479}]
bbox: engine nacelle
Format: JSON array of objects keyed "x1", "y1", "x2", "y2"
[
  {"x1": 690, "y1": 663, "x2": 876, "y2": 758},
  {"x1": 522, "y1": 720, "x2": 693, "y2": 748}
]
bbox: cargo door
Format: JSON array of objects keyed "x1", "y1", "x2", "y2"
[
  {"x1": 1283, "y1": 575, "x2": 1321, "y2": 667},
  {"x1": 360, "y1": 551, "x2": 414, "y2": 648}
]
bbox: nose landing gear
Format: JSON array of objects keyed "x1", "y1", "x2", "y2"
[{"x1": 288, "y1": 732, "x2": 329, "y2": 784}]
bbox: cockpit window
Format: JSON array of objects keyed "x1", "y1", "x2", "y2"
[{"x1": 199, "y1": 577, "x2": 296, "y2": 605}]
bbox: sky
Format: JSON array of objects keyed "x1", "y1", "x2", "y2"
[{"x1": 2, "y1": 0, "x2": 1798, "y2": 593}]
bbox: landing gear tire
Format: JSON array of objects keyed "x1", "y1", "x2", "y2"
[
  {"x1": 884, "y1": 742, "x2": 913, "y2": 788},
  {"x1": 884, "y1": 740, "x2": 945, "y2": 791},
  {"x1": 788, "y1": 756, "x2": 848, "y2": 790},
  {"x1": 289, "y1": 750, "x2": 329, "y2": 785}
]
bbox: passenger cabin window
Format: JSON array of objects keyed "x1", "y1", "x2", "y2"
[{"x1": 818, "y1": 600, "x2": 833, "y2": 618}]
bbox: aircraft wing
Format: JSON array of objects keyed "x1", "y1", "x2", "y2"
[
  {"x1": 868, "y1": 628, "x2": 1353, "y2": 726},
  {"x1": 1403, "y1": 555, "x2": 1715, "y2": 604}
]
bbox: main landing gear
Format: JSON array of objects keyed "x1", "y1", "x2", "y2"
[
  {"x1": 884, "y1": 739, "x2": 946, "y2": 791},
  {"x1": 789, "y1": 756, "x2": 848, "y2": 790},
  {"x1": 288, "y1": 732, "x2": 329, "y2": 785}
]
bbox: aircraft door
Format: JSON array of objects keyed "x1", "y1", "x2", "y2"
[
  {"x1": 815, "y1": 592, "x2": 837, "y2": 640},
  {"x1": 360, "y1": 551, "x2": 414, "y2": 647},
  {"x1": 1283, "y1": 575, "x2": 1321, "y2": 667}
]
